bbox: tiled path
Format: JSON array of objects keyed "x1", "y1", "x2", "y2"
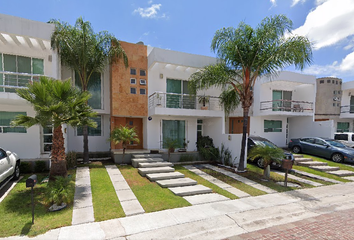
[
  {"x1": 271, "y1": 170, "x2": 323, "y2": 187},
  {"x1": 201, "y1": 164, "x2": 277, "y2": 194},
  {"x1": 291, "y1": 169, "x2": 342, "y2": 184},
  {"x1": 105, "y1": 165, "x2": 145, "y2": 216},
  {"x1": 72, "y1": 167, "x2": 94, "y2": 225},
  {"x1": 183, "y1": 165, "x2": 251, "y2": 198}
]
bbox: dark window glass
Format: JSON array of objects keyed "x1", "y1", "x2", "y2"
[
  {"x1": 130, "y1": 68, "x2": 136, "y2": 75},
  {"x1": 140, "y1": 69, "x2": 146, "y2": 76},
  {"x1": 130, "y1": 88, "x2": 136, "y2": 94}
]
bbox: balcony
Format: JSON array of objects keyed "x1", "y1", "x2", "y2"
[
  {"x1": 148, "y1": 92, "x2": 223, "y2": 117},
  {"x1": 0, "y1": 72, "x2": 42, "y2": 92},
  {"x1": 260, "y1": 100, "x2": 313, "y2": 116}
]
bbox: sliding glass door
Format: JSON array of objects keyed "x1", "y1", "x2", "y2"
[{"x1": 162, "y1": 120, "x2": 185, "y2": 148}]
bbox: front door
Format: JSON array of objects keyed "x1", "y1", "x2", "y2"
[
  {"x1": 126, "y1": 118, "x2": 143, "y2": 149},
  {"x1": 229, "y1": 117, "x2": 250, "y2": 134}
]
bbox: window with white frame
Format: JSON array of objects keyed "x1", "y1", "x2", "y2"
[
  {"x1": 264, "y1": 120, "x2": 282, "y2": 132},
  {"x1": 0, "y1": 53, "x2": 44, "y2": 92},
  {"x1": 0, "y1": 111, "x2": 27, "y2": 133},
  {"x1": 140, "y1": 79, "x2": 146, "y2": 85},
  {"x1": 130, "y1": 78, "x2": 136, "y2": 84}
]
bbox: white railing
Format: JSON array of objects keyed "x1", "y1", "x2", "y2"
[
  {"x1": 260, "y1": 100, "x2": 313, "y2": 112},
  {"x1": 0, "y1": 72, "x2": 42, "y2": 92},
  {"x1": 148, "y1": 92, "x2": 222, "y2": 111}
]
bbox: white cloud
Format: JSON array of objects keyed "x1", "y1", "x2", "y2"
[
  {"x1": 291, "y1": 0, "x2": 306, "y2": 7},
  {"x1": 133, "y1": 3, "x2": 166, "y2": 19},
  {"x1": 292, "y1": 0, "x2": 354, "y2": 49},
  {"x1": 270, "y1": 0, "x2": 276, "y2": 7}
]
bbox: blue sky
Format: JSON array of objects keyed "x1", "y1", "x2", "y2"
[{"x1": 1, "y1": 0, "x2": 354, "y2": 81}]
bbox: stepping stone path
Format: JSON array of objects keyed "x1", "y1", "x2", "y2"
[
  {"x1": 132, "y1": 154, "x2": 226, "y2": 205},
  {"x1": 294, "y1": 154, "x2": 354, "y2": 177},
  {"x1": 105, "y1": 165, "x2": 145, "y2": 216},
  {"x1": 72, "y1": 167, "x2": 94, "y2": 225},
  {"x1": 271, "y1": 170, "x2": 323, "y2": 187}
]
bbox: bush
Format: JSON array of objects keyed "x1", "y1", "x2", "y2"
[
  {"x1": 34, "y1": 161, "x2": 47, "y2": 173},
  {"x1": 197, "y1": 136, "x2": 220, "y2": 161},
  {"x1": 179, "y1": 154, "x2": 197, "y2": 162},
  {"x1": 44, "y1": 176, "x2": 74, "y2": 206},
  {"x1": 20, "y1": 162, "x2": 32, "y2": 173},
  {"x1": 220, "y1": 144, "x2": 235, "y2": 167},
  {"x1": 66, "y1": 151, "x2": 77, "y2": 169}
]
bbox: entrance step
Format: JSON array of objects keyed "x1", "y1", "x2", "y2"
[
  {"x1": 138, "y1": 167, "x2": 175, "y2": 177},
  {"x1": 297, "y1": 161, "x2": 328, "y2": 167},
  {"x1": 343, "y1": 176, "x2": 354, "y2": 181},
  {"x1": 138, "y1": 162, "x2": 173, "y2": 168},
  {"x1": 147, "y1": 172, "x2": 185, "y2": 181},
  {"x1": 293, "y1": 154, "x2": 304, "y2": 158},
  {"x1": 131, "y1": 158, "x2": 164, "y2": 168},
  {"x1": 294, "y1": 158, "x2": 313, "y2": 163},
  {"x1": 309, "y1": 165, "x2": 340, "y2": 172},
  {"x1": 327, "y1": 170, "x2": 354, "y2": 177},
  {"x1": 169, "y1": 185, "x2": 212, "y2": 196},
  {"x1": 132, "y1": 154, "x2": 162, "y2": 159},
  {"x1": 156, "y1": 178, "x2": 197, "y2": 188},
  {"x1": 183, "y1": 193, "x2": 229, "y2": 205}
]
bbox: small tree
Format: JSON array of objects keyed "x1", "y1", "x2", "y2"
[
  {"x1": 163, "y1": 138, "x2": 181, "y2": 161},
  {"x1": 109, "y1": 126, "x2": 139, "y2": 162},
  {"x1": 248, "y1": 146, "x2": 285, "y2": 180},
  {"x1": 12, "y1": 77, "x2": 97, "y2": 178}
]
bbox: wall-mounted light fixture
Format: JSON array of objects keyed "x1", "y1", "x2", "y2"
[{"x1": 159, "y1": 73, "x2": 163, "y2": 79}]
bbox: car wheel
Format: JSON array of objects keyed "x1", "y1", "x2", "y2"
[
  {"x1": 331, "y1": 153, "x2": 343, "y2": 163},
  {"x1": 292, "y1": 146, "x2": 301, "y2": 154},
  {"x1": 13, "y1": 163, "x2": 20, "y2": 180},
  {"x1": 256, "y1": 158, "x2": 265, "y2": 168}
]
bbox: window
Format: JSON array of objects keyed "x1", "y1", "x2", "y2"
[
  {"x1": 0, "y1": 53, "x2": 44, "y2": 92},
  {"x1": 335, "y1": 133, "x2": 348, "y2": 141},
  {"x1": 140, "y1": 88, "x2": 146, "y2": 95},
  {"x1": 130, "y1": 68, "x2": 136, "y2": 75},
  {"x1": 264, "y1": 120, "x2": 282, "y2": 132},
  {"x1": 75, "y1": 72, "x2": 101, "y2": 109},
  {"x1": 337, "y1": 122, "x2": 349, "y2": 132},
  {"x1": 130, "y1": 88, "x2": 136, "y2": 94},
  {"x1": 337, "y1": 103, "x2": 340, "y2": 107},
  {"x1": 140, "y1": 79, "x2": 146, "y2": 85},
  {"x1": 77, "y1": 116, "x2": 101, "y2": 136},
  {"x1": 162, "y1": 120, "x2": 185, "y2": 148},
  {"x1": 42, "y1": 125, "x2": 53, "y2": 152},
  {"x1": 140, "y1": 69, "x2": 146, "y2": 76},
  {"x1": 197, "y1": 119, "x2": 203, "y2": 138},
  {"x1": 166, "y1": 79, "x2": 195, "y2": 109},
  {"x1": 332, "y1": 80, "x2": 335, "y2": 84},
  {"x1": 320, "y1": 80, "x2": 324, "y2": 84},
  {"x1": 272, "y1": 90, "x2": 292, "y2": 111},
  {"x1": 0, "y1": 111, "x2": 27, "y2": 133},
  {"x1": 333, "y1": 103, "x2": 336, "y2": 107},
  {"x1": 130, "y1": 78, "x2": 136, "y2": 84},
  {"x1": 333, "y1": 90, "x2": 336, "y2": 94},
  {"x1": 327, "y1": 80, "x2": 331, "y2": 83},
  {"x1": 338, "y1": 90, "x2": 341, "y2": 94},
  {"x1": 336, "y1": 81, "x2": 338, "y2": 85}
]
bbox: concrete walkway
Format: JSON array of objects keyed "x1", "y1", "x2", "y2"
[
  {"x1": 105, "y1": 165, "x2": 145, "y2": 216},
  {"x1": 7, "y1": 181, "x2": 354, "y2": 240},
  {"x1": 201, "y1": 164, "x2": 277, "y2": 194},
  {"x1": 291, "y1": 169, "x2": 343, "y2": 184},
  {"x1": 183, "y1": 165, "x2": 251, "y2": 198},
  {"x1": 271, "y1": 170, "x2": 323, "y2": 187},
  {"x1": 72, "y1": 167, "x2": 94, "y2": 225}
]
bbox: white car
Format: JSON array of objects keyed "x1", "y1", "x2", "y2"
[
  {"x1": 0, "y1": 147, "x2": 20, "y2": 189},
  {"x1": 334, "y1": 132, "x2": 354, "y2": 148}
]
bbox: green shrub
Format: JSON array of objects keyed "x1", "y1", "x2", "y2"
[
  {"x1": 20, "y1": 162, "x2": 32, "y2": 173},
  {"x1": 220, "y1": 144, "x2": 234, "y2": 167},
  {"x1": 179, "y1": 154, "x2": 196, "y2": 162},
  {"x1": 66, "y1": 151, "x2": 77, "y2": 169},
  {"x1": 197, "y1": 136, "x2": 220, "y2": 161},
  {"x1": 44, "y1": 176, "x2": 74, "y2": 206},
  {"x1": 34, "y1": 161, "x2": 47, "y2": 173}
]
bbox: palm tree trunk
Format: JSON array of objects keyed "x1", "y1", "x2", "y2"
[
  {"x1": 50, "y1": 125, "x2": 67, "y2": 179},
  {"x1": 83, "y1": 125, "x2": 89, "y2": 163},
  {"x1": 238, "y1": 107, "x2": 249, "y2": 172}
]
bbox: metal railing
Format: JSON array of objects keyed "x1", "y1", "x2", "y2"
[
  {"x1": 148, "y1": 92, "x2": 222, "y2": 111},
  {"x1": 0, "y1": 72, "x2": 42, "y2": 92},
  {"x1": 340, "y1": 105, "x2": 354, "y2": 113},
  {"x1": 260, "y1": 100, "x2": 313, "y2": 112}
]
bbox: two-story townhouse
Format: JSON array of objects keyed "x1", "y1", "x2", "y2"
[{"x1": 0, "y1": 14, "x2": 60, "y2": 159}]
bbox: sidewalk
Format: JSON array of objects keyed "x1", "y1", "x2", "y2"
[{"x1": 5, "y1": 181, "x2": 354, "y2": 240}]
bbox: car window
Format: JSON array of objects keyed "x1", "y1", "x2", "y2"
[
  {"x1": 326, "y1": 140, "x2": 346, "y2": 148},
  {"x1": 253, "y1": 139, "x2": 278, "y2": 148},
  {"x1": 0, "y1": 149, "x2": 6, "y2": 159},
  {"x1": 301, "y1": 138, "x2": 315, "y2": 144},
  {"x1": 314, "y1": 139, "x2": 328, "y2": 146},
  {"x1": 334, "y1": 134, "x2": 348, "y2": 141},
  {"x1": 352, "y1": 134, "x2": 354, "y2": 141}
]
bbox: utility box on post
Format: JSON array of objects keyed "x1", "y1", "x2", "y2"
[{"x1": 282, "y1": 159, "x2": 293, "y2": 187}]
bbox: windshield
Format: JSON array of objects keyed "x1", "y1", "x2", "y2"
[
  {"x1": 253, "y1": 139, "x2": 278, "y2": 148},
  {"x1": 325, "y1": 140, "x2": 347, "y2": 148}
]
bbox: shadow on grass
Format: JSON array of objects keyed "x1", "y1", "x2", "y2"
[{"x1": 21, "y1": 222, "x2": 33, "y2": 235}]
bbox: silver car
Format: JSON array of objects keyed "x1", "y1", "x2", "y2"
[{"x1": 0, "y1": 147, "x2": 20, "y2": 189}]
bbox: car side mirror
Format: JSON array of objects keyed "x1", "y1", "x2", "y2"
[{"x1": 5, "y1": 151, "x2": 11, "y2": 156}]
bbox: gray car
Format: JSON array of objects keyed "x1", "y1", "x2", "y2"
[{"x1": 288, "y1": 137, "x2": 354, "y2": 163}]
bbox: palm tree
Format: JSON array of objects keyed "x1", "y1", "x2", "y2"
[
  {"x1": 247, "y1": 146, "x2": 285, "y2": 180},
  {"x1": 12, "y1": 76, "x2": 97, "y2": 177},
  {"x1": 189, "y1": 15, "x2": 312, "y2": 171},
  {"x1": 50, "y1": 17, "x2": 129, "y2": 164},
  {"x1": 109, "y1": 126, "x2": 140, "y2": 163}
]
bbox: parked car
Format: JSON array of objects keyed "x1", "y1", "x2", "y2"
[
  {"x1": 247, "y1": 136, "x2": 294, "y2": 169},
  {"x1": 334, "y1": 132, "x2": 354, "y2": 148},
  {"x1": 0, "y1": 147, "x2": 20, "y2": 190},
  {"x1": 288, "y1": 137, "x2": 354, "y2": 163}
]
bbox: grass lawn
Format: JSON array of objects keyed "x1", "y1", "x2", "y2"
[
  {"x1": 89, "y1": 163, "x2": 125, "y2": 221},
  {"x1": 119, "y1": 165, "x2": 191, "y2": 212},
  {"x1": 237, "y1": 164, "x2": 314, "y2": 192},
  {"x1": 0, "y1": 170, "x2": 75, "y2": 238},
  {"x1": 198, "y1": 167, "x2": 266, "y2": 196},
  {"x1": 174, "y1": 166, "x2": 239, "y2": 199}
]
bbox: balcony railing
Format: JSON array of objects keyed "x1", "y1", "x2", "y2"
[
  {"x1": 260, "y1": 100, "x2": 313, "y2": 112},
  {"x1": 340, "y1": 105, "x2": 354, "y2": 113},
  {"x1": 148, "y1": 92, "x2": 222, "y2": 111},
  {"x1": 0, "y1": 72, "x2": 42, "y2": 92}
]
